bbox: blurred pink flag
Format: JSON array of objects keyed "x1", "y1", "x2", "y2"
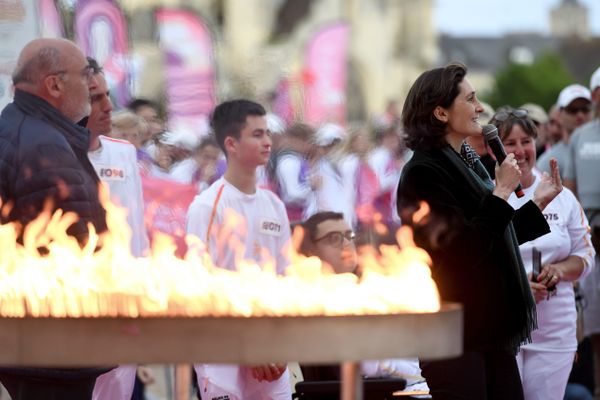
[
  {"x1": 156, "y1": 9, "x2": 216, "y2": 137},
  {"x1": 302, "y1": 22, "x2": 350, "y2": 126},
  {"x1": 142, "y1": 176, "x2": 198, "y2": 258},
  {"x1": 38, "y1": 0, "x2": 64, "y2": 38},
  {"x1": 75, "y1": 0, "x2": 130, "y2": 106}
]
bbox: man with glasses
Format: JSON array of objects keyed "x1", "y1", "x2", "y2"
[
  {"x1": 0, "y1": 37, "x2": 106, "y2": 242},
  {"x1": 298, "y1": 211, "x2": 430, "y2": 395},
  {"x1": 299, "y1": 211, "x2": 358, "y2": 274},
  {"x1": 537, "y1": 84, "x2": 592, "y2": 175},
  {"x1": 564, "y1": 67, "x2": 600, "y2": 400},
  {"x1": 0, "y1": 38, "x2": 109, "y2": 398}
]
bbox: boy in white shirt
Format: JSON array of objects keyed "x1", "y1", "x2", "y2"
[{"x1": 187, "y1": 99, "x2": 291, "y2": 400}]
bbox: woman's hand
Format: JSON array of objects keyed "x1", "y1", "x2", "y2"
[
  {"x1": 533, "y1": 158, "x2": 562, "y2": 211},
  {"x1": 493, "y1": 153, "x2": 521, "y2": 200},
  {"x1": 530, "y1": 280, "x2": 549, "y2": 303},
  {"x1": 537, "y1": 263, "x2": 563, "y2": 288}
]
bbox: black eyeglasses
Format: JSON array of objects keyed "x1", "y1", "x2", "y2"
[
  {"x1": 492, "y1": 108, "x2": 528, "y2": 122},
  {"x1": 564, "y1": 104, "x2": 592, "y2": 115},
  {"x1": 314, "y1": 230, "x2": 355, "y2": 247}
]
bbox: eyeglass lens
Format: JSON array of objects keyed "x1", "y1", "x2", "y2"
[{"x1": 319, "y1": 230, "x2": 355, "y2": 246}]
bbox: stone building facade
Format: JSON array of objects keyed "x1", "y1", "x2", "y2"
[{"x1": 120, "y1": 0, "x2": 437, "y2": 121}]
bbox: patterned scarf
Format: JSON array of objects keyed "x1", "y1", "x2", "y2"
[{"x1": 459, "y1": 141, "x2": 480, "y2": 170}]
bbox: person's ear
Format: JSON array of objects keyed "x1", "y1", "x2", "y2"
[
  {"x1": 433, "y1": 106, "x2": 449, "y2": 123},
  {"x1": 224, "y1": 136, "x2": 236, "y2": 155},
  {"x1": 43, "y1": 75, "x2": 63, "y2": 99}
]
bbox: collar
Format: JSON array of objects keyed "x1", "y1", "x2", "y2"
[{"x1": 13, "y1": 89, "x2": 91, "y2": 154}]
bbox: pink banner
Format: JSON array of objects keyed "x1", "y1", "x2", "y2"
[
  {"x1": 142, "y1": 176, "x2": 198, "y2": 258},
  {"x1": 38, "y1": 0, "x2": 64, "y2": 38},
  {"x1": 156, "y1": 9, "x2": 216, "y2": 137},
  {"x1": 302, "y1": 22, "x2": 350, "y2": 126},
  {"x1": 74, "y1": 0, "x2": 130, "y2": 107}
]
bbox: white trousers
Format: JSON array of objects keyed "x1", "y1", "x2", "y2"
[
  {"x1": 195, "y1": 364, "x2": 291, "y2": 400},
  {"x1": 516, "y1": 348, "x2": 575, "y2": 400},
  {"x1": 92, "y1": 365, "x2": 137, "y2": 400}
]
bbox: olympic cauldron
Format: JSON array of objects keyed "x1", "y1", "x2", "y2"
[{"x1": 0, "y1": 202, "x2": 462, "y2": 399}]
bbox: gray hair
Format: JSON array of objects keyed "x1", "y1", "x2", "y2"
[{"x1": 12, "y1": 46, "x2": 63, "y2": 85}]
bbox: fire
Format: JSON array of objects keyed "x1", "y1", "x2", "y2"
[{"x1": 0, "y1": 198, "x2": 440, "y2": 318}]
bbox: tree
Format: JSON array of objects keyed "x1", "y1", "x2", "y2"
[{"x1": 484, "y1": 52, "x2": 574, "y2": 111}]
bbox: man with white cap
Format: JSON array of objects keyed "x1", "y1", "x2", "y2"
[
  {"x1": 563, "y1": 67, "x2": 600, "y2": 400},
  {"x1": 537, "y1": 84, "x2": 592, "y2": 174}
]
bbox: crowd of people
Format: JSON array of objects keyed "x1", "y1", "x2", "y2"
[{"x1": 1, "y1": 38, "x2": 600, "y2": 400}]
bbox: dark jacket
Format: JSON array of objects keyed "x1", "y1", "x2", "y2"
[
  {"x1": 0, "y1": 90, "x2": 107, "y2": 242},
  {"x1": 397, "y1": 146, "x2": 549, "y2": 352}
]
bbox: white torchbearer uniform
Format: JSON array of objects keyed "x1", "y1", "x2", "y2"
[
  {"x1": 89, "y1": 136, "x2": 150, "y2": 400},
  {"x1": 508, "y1": 171, "x2": 595, "y2": 400},
  {"x1": 187, "y1": 177, "x2": 292, "y2": 400},
  {"x1": 88, "y1": 135, "x2": 150, "y2": 257}
]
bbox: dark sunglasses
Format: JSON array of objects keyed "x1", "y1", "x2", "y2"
[
  {"x1": 564, "y1": 104, "x2": 592, "y2": 115},
  {"x1": 492, "y1": 108, "x2": 528, "y2": 122},
  {"x1": 314, "y1": 230, "x2": 355, "y2": 247}
]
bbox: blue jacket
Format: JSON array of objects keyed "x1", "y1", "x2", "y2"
[{"x1": 0, "y1": 89, "x2": 107, "y2": 242}]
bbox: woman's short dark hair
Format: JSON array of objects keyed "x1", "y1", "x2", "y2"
[
  {"x1": 402, "y1": 62, "x2": 467, "y2": 151},
  {"x1": 489, "y1": 107, "x2": 538, "y2": 142}
]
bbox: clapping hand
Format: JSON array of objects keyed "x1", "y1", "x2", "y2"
[{"x1": 533, "y1": 158, "x2": 562, "y2": 211}]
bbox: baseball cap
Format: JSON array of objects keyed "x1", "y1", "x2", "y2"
[
  {"x1": 266, "y1": 113, "x2": 286, "y2": 136},
  {"x1": 590, "y1": 66, "x2": 600, "y2": 91},
  {"x1": 314, "y1": 123, "x2": 345, "y2": 147},
  {"x1": 557, "y1": 84, "x2": 592, "y2": 108},
  {"x1": 520, "y1": 103, "x2": 549, "y2": 124},
  {"x1": 158, "y1": 130, "x2": 200, "y2": 151}
]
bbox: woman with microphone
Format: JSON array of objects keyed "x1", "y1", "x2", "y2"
[
  {"x1": 396, "y1": 63, "x2": 562, "y2": 399},
  {"x1": 492, "y1": 107, "x2": 595, "y2": 400}
]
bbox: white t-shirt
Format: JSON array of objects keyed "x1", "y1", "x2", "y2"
[
  {"x1": 304, "y1": 157, "x2": 349, "y2": 220},
  {"x1": 88, "y1": 136, "x2": 149, "y2": 257},
  {"x1": 368, "y1": 147, "x2": 400, "y2": 194},
  {"x1": 168, "y1": 157, "x2": 198, "y2": 184},
  {"x1": 187, "y1": 177, "x2": 292, "y2": 400},
  {"x1": 339, "y1": 154, "x2": 360, "y2": 227},
  {"x1": 275, "y1": 153, "x2": 311, "y2": 207},
  {"x1": 508, "y1": 171, "x2": 595, "y2": 352},
  {"x1": 187, "y1": 177, "x2": 291, "y2": 275}
]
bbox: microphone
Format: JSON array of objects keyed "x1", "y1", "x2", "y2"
[{"x1": 482, "y1": 124, "x2": 524, "y2": 198}]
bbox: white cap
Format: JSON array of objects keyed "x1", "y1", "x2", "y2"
[
  {"x1": 314, "y1": 123, "x2": 345, "y2": 147},
  {"x1": 557, "y1": 84, "x2": 592, "y2": 108},
  {"x1": 158, "y1": 130, "x2": 200, "y2": 151},
  {"x1": 266, "y1": 113, "x2": 286, "y2": 135},
  {"x1": 520, "y1": 103, "x2": 549, "y2": 124},
  {"x1": 590, "y1": 66, "x2": 600, "y2": 91}
]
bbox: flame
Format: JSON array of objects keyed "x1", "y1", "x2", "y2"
[
  {"x1": 412, "y1": 201, "x2": 430, "y2": 224},
  {"x1": 0, "y1": 197, "x2": 440, "y2": 318}
]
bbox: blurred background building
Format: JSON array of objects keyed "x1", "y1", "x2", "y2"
[
  {"x1": 1, "y1": 0, "x2": 600, "y2": 130},
  {"x1": 121, "y1": 0, "x2": 438, "y2": 125}
]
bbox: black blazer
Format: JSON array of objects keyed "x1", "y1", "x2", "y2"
[{"x1": 397, "y1": 147, "x2": 549, "y2": 351}]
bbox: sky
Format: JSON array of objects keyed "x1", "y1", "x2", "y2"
[{"x1": 435, "y1": 0, "x2": 600, "y2": 37}]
